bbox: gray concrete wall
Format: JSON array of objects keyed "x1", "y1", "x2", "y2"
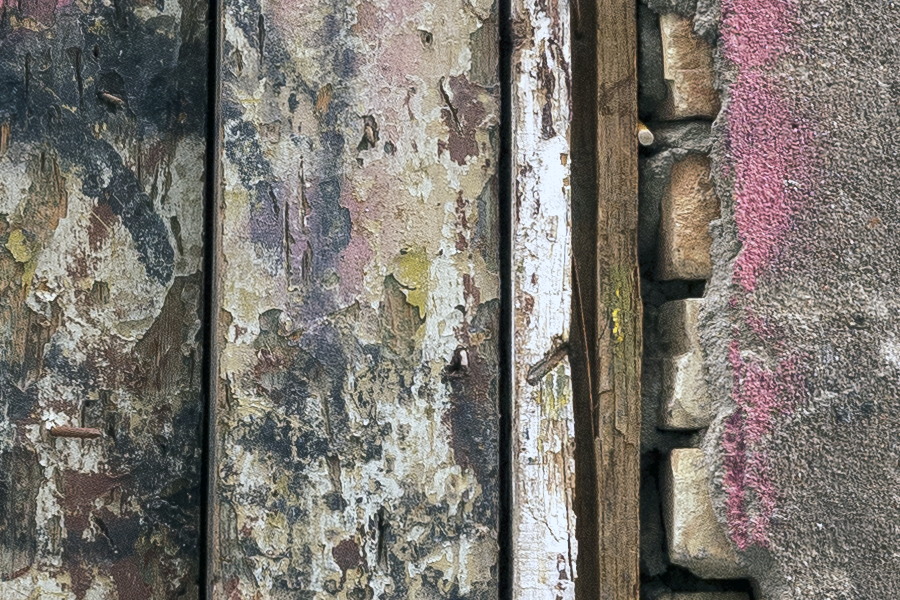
[{"x1": 699, "y1": 0, "x2": 900, "y2": 597}]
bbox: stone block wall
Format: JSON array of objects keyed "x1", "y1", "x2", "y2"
[
  {"x1": 640, "y1": 0, "x2": 899, "y2": 597},
  {"x1": 637, "y1": 4, "x2": 752, "y2": 599}
]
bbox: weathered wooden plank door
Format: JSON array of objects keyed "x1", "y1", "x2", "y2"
[
  {"x1": 0, "y1": 0, "x2": 589, "y2": 596},
  {"x1": 210, "y1": 0, "x2": 503, "y2": 596},
  {"x1": 0, "y1": 0, "x2": 208, "y2": 597}
]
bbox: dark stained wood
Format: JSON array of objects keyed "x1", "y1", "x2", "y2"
[{"x1": 594, "y1": 0, "x2": 642, "y2": 594}]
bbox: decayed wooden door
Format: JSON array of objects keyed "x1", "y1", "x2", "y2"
[
  {"x1": 210, "y1": 0, "x2": 581, "y2": 596},
  {"x1": 0, "y1": 0, "x2": 208, "y2": 597},
  {"x1": 0, "y1": 0, "x2": 602, "y2": 597}
]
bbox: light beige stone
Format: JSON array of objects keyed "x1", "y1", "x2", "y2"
[
  {"x1": 660, "y1": 351, "x2": 713, "y2": 429},
  {"x1": 659, "y1": 13, "x2": 720, "y2": 119},
  {"x1": 657, "y1": 299, "x2": 713, "y2": 430},
  {"x1": 664, "y1": 449, "x2": 744, "y2": 579},
  {"x1": 657, "y1": 154, "x2": 719, "y2": 281},
  {"x1": 657, "y1": 298, "x2": 701, "y2": 355}
]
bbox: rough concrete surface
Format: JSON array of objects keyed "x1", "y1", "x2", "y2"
[
  {"x1": 658, "y1": 594, "x2": 749, "y2": 600},
  {"x1": 699, "y1": 0, "x2": 900, "y2": 598}
]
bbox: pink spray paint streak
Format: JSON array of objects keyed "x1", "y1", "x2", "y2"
[{"x1": 720, "y1": 0, "x2": 814, "y2": 549}]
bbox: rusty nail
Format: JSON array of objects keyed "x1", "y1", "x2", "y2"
[
  {"x1": 98, "y1": 92, "x2": 125, "y2": 107},
  {"x1": 49, "y1": 426, "x2": 102, "y2": 439},
  {"x1": 526, "y1": 340, "x2": 570, "y2": 385},
  {"x1": 637, "y1": 121, "x2": 654, "y2": 147}
]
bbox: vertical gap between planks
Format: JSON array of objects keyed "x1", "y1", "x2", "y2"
[
  {"x1": 200, "y1": 0, "x2": 223, "y2": 596},
  {"x1": 570, "y1": 0, "x2": 601, "y2": 590},
  {"x1": 498, "y1": 0, "x2": 515, "y2": 594}
]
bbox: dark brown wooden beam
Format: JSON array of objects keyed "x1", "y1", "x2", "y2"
[{"x1": 572, "y1": 0, "x2": 641, "y2": 597}]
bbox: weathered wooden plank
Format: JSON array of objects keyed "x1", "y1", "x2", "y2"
[
  {"x1": 0, "y1": 1, "x2": 208, "y2": 597},
  {"x1": 570, "y1": 0, "x2": 641, "y2": 597},
  {"x1": 509, "y1": 0, "x2": 576, "y2": 596},
  {"x1": 592, "y1": 0, "x2": 641, "y2": 596},
  {"x1": 211, "y1": 0, "x2": 501, "y2": 596}
]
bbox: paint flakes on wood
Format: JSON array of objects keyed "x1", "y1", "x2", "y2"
[
  {"x1": 0, "y1": 0, "x2": 208, "y2": 597},
  {"x1": 510, "y1": 0, "x2": 577, "y2": 596},
  {"x1": 212, "y1": 0, "x2": 501, "y2": 597}
]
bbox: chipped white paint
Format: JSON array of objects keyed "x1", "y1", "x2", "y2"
[
  {"x1": 510, "y1": 0, "x2": 576, "y2": 596},
  {"x1": 212, "y1": 0, "x2": 502, "y2": 596},
  {"x1": 0, "y1": 134, "x2": 205, "y2": 599},
  {"x1": 0, "y1": 2, "x2": 207, "y2": 595}
]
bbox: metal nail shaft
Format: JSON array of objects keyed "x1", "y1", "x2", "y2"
[
  {"x1": 49, "y1": 426, "x2": 102, "y2": 439},
  {"x1": 99, "y1": 92, "x2": 125, "y2": 107}
]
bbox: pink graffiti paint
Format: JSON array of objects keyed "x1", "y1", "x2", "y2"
[
  {"x1": 728, "y1": 73, "x2": 812, "y2": 292},
  {"x1": 718, "y1": 0, "x2": 817, "y2": 548},
  {"x1": 722, "y1": 0, "x2": 813, "y2": 293},
  {"x1": 721, "y1": 411, "x2": 750, "y2": 547},
  {"x1": 724, "y1": 337, "x2": 804, "y2": 548},
  {"x1": 721, "y1": 0, "x2": 793, "y2": 69},
  {"x1": 5, "y1": 0, "x2": 74, "y2": 23},
  {"x1": 743, "y1": 308, "x2": 784, "y2": 346}
]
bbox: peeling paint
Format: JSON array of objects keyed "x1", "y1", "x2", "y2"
[
  {"x1": 0, "y1": 0, "x2": 207, "y2": 596},
  {"x1": 213, "y1": 0, "x2": 501, "y2": 596},
  {"x1": 510, "y1": 0, "x2": 576, "y2": 595}
]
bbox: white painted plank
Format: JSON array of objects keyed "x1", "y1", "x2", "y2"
[{"x1": 510, "y1": 0, "x2": 576, "y2": 596}]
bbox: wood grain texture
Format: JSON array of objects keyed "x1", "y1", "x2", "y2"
[
  {"x1": 211, "y1": 0, "x2": 501, "y2": 597},
  {"x1": 509, "y1": 0, "x2": 576, "y2": 597},
  {"x1": 571, "y1": 0, "x2": 641, "y2": 597},
  {"x1": 0, "y1": 0, "x2": 208, "y2": 597},
  {"x1": 594, "y1": 0, "x2": 641, "y2": 596}
]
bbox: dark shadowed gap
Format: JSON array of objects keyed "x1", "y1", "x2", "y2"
[
  {"x1": 569, "y1": 0, "x2": 600, "y2": 594},
  {"x1": 200, "y1": 0, "x2": 222, "y2": 596},
  {"x1": 498, "y1": 0, "x2": 514, "y2": 594}
]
